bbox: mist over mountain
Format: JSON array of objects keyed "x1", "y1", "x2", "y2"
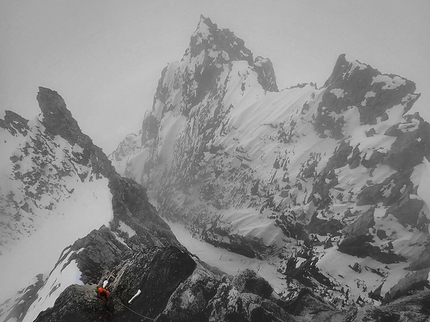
[{"x1": 1, "y1": 15, "x2": 429, "y2": 322}]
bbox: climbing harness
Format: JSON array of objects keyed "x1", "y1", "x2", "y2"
[{"x1": 118, "y1": 301, "x2": 155, "y2": 321}]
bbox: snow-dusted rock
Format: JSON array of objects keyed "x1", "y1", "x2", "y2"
[{"x1": 110, "y1": 15, "x2": 430, "y2": 307}]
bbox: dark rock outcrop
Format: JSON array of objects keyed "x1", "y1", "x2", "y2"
[
  {"x1": 383, "y1": 113, "x2": 430, "y2": 171},
  {"x1": 338, "y1": 234, "x2": 406, "y2": 264},
  {"x1": 109, "y1": 176, "x2": 180, "y2": 250},
  {"x1": 68, "y1": 226, "x2": 131, "y2": 284},
  {"x1": 321, "y1": 54, "x2": 420, "y2": 125},
  {"x1": 307, "y1": 214, "x2": 343, "y2": 236},
  {"x1": 384, "y1": 268, "x2": 430, "y2": 303},
  {"x1": 281, "y1": 288, "x2": 343, "y2": 321},
  {"x1": 406, "y1": 243, "x2": 430, "y2": 271},
  {"x1": 254, "y1": 56, "x2": 278, "y2": 92},
  {"x1": 34, "y1": 284, "x2": 110, "y2": 322},
  {"x1": 108, "y1": 246, "x2": 197, "y2": 321},
  {"x1": 33, "y1": 242, "x2": 300, "y2": 322},
  {"x1": 347, "y1": 291, "x2": 430, "y2": 322},
  {"x1": 0, "y1": 110, "x2": 29, "y2": 136},
  {"x1": 37, "y1": 87, "x2": 116, "y2": 179},
  {"x1": 345, "y1": 207, "x2": 375, "y2": 236},
  {"x1": 232, "y1": 269, "x2": 273, "y2": 299}
]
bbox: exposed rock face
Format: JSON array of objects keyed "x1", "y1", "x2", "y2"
[
  {"x1": 384, "y1": 268, "x2": 430, "y2": 303},
  {"x1": 232, "y1": 269, "x2": 273, "y2": 299},
  {"x1": 383, "y1": 113, "x2": 430, "y2": 171},
  {"x1": 37, "y1": 87, "x2": 89, "y2": 146},
  {"x1": 37, "y1": 87, "x2": 116, "y2": 178},
  {"x1": 29, "y1": 236, "x2": 298, "y2": 322},
  {"x1": 320, "y1": 54, "x2": 419, "y2": 126},
  {"x1": 254, "y1": 56, "x2": 278, "y2": 92},
  {"x1": 281, "y1": 288, "x2": 343, "y2": 321},
  {"x1": 406, "y1": 242, "x2": 430, "y2": 271},
  {"x1": 109, "y1": 176, "x2": 179, "y2": 249},
  {"x1": 68, "y1": 226, "x2": 131, "y2": 284},
  {"x1": 0, "y1": 110, "x2": 29, "y2": 136},
  {"x1": 347, "y1": 291, "x2": 430, "y2": 322},
  {"x1": 33, "y1": 284, "x2": 110, "y2": 322},
  {"x1": 345, "y1": 207, "x2": 375, "y2": 236}
]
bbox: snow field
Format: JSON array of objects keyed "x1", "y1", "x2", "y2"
[
  {"x1": 21, "y1": 250, "x2": 83, "y2": 322},
  {"x1": 167, "y1": 221, "x2": 288, "y2": 295},
  {"x1": 0, "y1": 177, "x2": 113, "y2": 305}
]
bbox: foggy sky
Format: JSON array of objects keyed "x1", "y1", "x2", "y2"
[{"x1": 1, "y1": 0, "x2": 429, "y2": 153}]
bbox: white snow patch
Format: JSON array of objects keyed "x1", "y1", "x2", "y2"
[
  {"x1": 397, "y1": 118, "x2": 420, "y2": 133},
  {"x1": 361, "y1": 91, "x2": 377, "y2": 106},
  {"x1": 221, "y1": 208, "x2": 284, "y2": 248},
  {"x1": 118, "y1": 220, "x2": 136, "y2": 237},
  {"x1": 330, "y1": 88, "x2": 345, "y2": 98},
  {"x1": 167, "y1": 221, "x2": 287, "y2": 295},
  {"x1": 22, "y1": 252, "x2": 83, "y2": 322},
  {"x1": 372, "y1": 75, "x2": 406, "y2": 90},
  {"x1": 345, "y1": 58, "x2": 367, "y2": 77},
  {"x1": 0, "y1": 178, "x2": 113, "y2": 304},
  {"x1": 411, "y1": 158, "x2": 430, "y2": 207}
]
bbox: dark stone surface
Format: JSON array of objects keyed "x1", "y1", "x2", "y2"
[
  {"x1": 232, "y1": 269, "x2": 273, "y2": 299},
  {"x1": 254, "y1": 56, "x2": 278, "y2": 92},
  {"x1": 307, "y1": 214, "x2": 343, "y2": 236},
  {"x1": 0, "y1": 110, "x2": 29, "y2": 136},
  {"x1": 406, "y1": 243, "x2": 430, "y2": 271},
  {"x1": 387, "y1": 195, "x2": 424, "y2": 226},
  {"x1": 345, "y1": 207, "x2": 375, "y2": 236},
  {"x1": 346, "y1": 291, "x2": 430, "y2": 322},
  {"x1": 339, "y1": 234, "x2": 406, "y2": 264},
  {"x1": 383, "y1": 114, "x2": 430, "y2": 171},
  {"x1": 34, "y1": 284, "x2": 111, "y2": 322},
  {"x1": 68, "y1": 226, "x2": 131, "y2": 284}
]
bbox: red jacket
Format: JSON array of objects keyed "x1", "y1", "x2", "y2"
[{"x1": 97, "y1": 287, "x2": 110, "y2": 302}]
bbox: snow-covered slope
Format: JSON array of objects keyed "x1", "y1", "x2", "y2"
[
  {"x1": 0, "y1": 90, "x2": 114, "y2": 303},
  {"x1": 0, "y1": 88, "x2": 180, "y2": 322},
  {"x1": 111, "y1": 16, "x2": 430, "y2": 306}
]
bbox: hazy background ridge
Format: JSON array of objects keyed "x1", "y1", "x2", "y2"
[{"x1": 1, "y1": 0, "x2": 429, "y2": 153}]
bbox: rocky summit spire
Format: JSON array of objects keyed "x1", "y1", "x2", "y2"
[
  {"x1": 150, "y1": 15, "x2": 278, "y2": 122},
  {"x1": 37, "y1": 87, "x2": 91, "y2": 147},
  {"x1": 189, "y1": 15, "x2": 253, "y2": 64}
]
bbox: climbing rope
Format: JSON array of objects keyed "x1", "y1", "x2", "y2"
[{"x1": 117, "y1": 301, "x2": 155, "y2": 321}]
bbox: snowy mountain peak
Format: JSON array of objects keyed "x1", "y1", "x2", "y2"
[
  {"x1": 190, "y1": 15, "x2": 253, "y2": 63},
  {"x1": 110, "y1": 16, "x2": 430, "y2": 309}
]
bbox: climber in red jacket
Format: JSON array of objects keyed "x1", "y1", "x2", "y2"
[{"x1": 97, "y1": 287, "x2": 110, "y2": 302}]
